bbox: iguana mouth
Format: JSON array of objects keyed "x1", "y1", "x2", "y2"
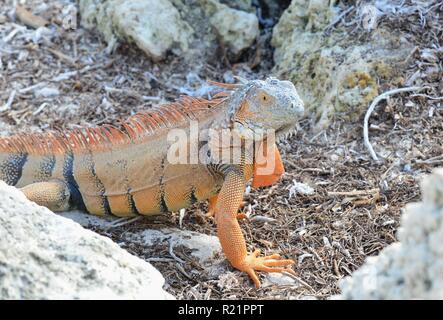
[
  {"x1": 276, "y1": 125, "x2": 297, "y2": 142},
  {"x1": 234, "y1": 123, "x2": 297, "y2": 142}
]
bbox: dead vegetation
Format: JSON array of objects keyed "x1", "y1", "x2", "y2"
[{"x1": 1, "y1": 0, "x2": 442, "y2": 299}]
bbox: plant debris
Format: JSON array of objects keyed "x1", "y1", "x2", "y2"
[{"x1": 1, "y1": 0, "x2": 442, "y2": 300}]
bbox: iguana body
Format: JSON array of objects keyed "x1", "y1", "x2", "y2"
[{"x1": 0, "y1": 77, "x2": 304, "y2": 287}]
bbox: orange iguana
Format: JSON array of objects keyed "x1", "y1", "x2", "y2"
[{"x1": 0, "y1": 77, "x2": 304, "y2": 287}]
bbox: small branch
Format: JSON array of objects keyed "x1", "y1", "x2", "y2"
[
  {"x1": 145, "y1": 257, "x2": 175, "y2": 263},
  {"x1": 104, "y1": 216, "x2": 141, "y2": 229},
  {"x1": 3, "y1": 24, "x2": 27, "y2": 43},
  {"x1": 19, "y1": 82, "x2": 47, "y2": 93},
  {"x1": 249, "y1": 215, "x2": 277, "y2": 223},
  {"x1": 47, "y1": 48, "x2": 77, "y2": 66},
  {"x1": 104, "y1": 86, "x2": 161, "y2": 102},
  {"x1": 327, "y1": 188, "x2": 379, "y2": 197},
  {"x1": 18, "y1": 63, "x2": 115, "y2": 96},
  {"x1": 0, "y1": 90, "x2": 16, "y2": 113},
  {"x1": 32, "y1": 102, "x2": 49, "y2": 116},
  {"x1": 324, "y1": 6, "x2": 355, "y2": 32},
  {"x1": 363, "y1": 86, "x2": 422, "y2": 162},
  {"x1": 169, "y1": 240, "x2": 185, "y2": 264},
  {"x1": 178, "y1": 208, "x2": 186, "y2": 229},
  {"x1": 16, "y1": 5, "x2": 48, "y2": 29},
  {"x1": 415, "y1": 155, "x2": 443, "y2": 164},
  {"x1": 411, "y1": 93, "x2": 443, "y2": 101}
]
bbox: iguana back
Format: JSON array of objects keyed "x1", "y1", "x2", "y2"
[{"x1": 0, "y1": 96, "x2": 226, "y2": 216}]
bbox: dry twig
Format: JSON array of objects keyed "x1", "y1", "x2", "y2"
[
  {"x1": 363, "y1": 86, "x2": 422, "y2": 161},
  {"x1": 0, "y1": 90, "x2": 16, "y2": 113},
  {"x1": 15, "y1": 5, "x2": 48, "y2": 29}
]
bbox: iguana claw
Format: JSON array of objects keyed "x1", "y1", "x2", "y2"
[{"x1": 238, "y1": 249, "x2": 296, "y2": 288}]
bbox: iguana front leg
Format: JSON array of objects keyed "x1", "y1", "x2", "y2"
[
  {"x1": 20, "y1": 180, "x2": 71, "y2": 212},
  {"x1": 206, "y1": 195, "x2": 247, "y2": 220},
  {"x1": 214, "y1": 168, "x2": 296, "y2": 288}
]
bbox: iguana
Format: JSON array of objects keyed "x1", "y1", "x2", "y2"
[{"x1": 0, "y1": 77, "x2": 304, "y2": 287}]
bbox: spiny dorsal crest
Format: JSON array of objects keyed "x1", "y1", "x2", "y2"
[{"x1": 0, "y1": 94, "x2": 228, "y2": 155}]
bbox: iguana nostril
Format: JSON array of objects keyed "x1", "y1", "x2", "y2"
[{"x1": 291, "y1": 100, "x2": 305, "y2": 115}]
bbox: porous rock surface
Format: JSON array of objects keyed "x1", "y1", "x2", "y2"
[
  {"x1": 0, "y1": 181, "x2": 174, "y2": 300},
  {"x1": 272, "y1": 0, "x2": 414, "y2": 127},
  {"x1": 79, "y1": 0, "x2": 259, "y2": 60},
  {"x1": 80, "y1": 0, "x2": 193, "y2": 60}
]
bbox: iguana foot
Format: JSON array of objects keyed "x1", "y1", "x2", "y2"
[{"x1": 237, "y1": 249, "x2": 296, "y2": 288}]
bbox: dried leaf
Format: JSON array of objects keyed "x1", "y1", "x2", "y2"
[{"x1": 16, "y1": 5, "x2": 48, "y2": 29}]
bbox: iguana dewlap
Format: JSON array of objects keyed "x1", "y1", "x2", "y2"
[{"x1": 0, "y1": 77, "x2": 304, "y2": 288}]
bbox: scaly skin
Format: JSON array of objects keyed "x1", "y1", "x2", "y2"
[{"x1": 0, "y1": 77, "x2": 304, "y2": 287}]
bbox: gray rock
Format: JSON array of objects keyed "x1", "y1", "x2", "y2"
[
  {"x1": 63, "y1": 210, "x2": 228, "y2": 277},
  {"x1": 209, "y1": 4, "x2": 259, "y2": 55},
  {"x1": 124, "y1": 228, "x2": 222, "y2": 264},
  {"x1": 80, "y1": 0, "x2": 193, "y2": 60},
  {"x1": 339, "y1": 169, "x2": 443, "y2": 299},
  {"x1": 272, "y1": 1, "x2": 414, "y2": 127},
  {"x1": 0, "y1": 181, "x2": 174, "y2": 300},
  {"x1": 79, "y1": 0, "x2": 259, "y2": 60}
]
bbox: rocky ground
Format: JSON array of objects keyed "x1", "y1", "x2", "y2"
[{"x1": 1, "y1": 0, "x2": 443, "y2": 299}]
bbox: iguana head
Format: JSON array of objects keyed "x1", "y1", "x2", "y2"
[
  {"x1": 226, "y1": 77, "x2": 304, "y2": 141},
  {"x1": 212, "y1": 77, "x2": 304, "y2": 188}
]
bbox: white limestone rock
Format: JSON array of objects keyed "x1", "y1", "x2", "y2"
[
  {"x1": 79, "y1": 0, "x2": 193, "y2": 60},
  {"x1": 0, "y1": 181, "x2": 174, "y2": 300},
  {"x1": 209, "y1": 4, "x2": 259, "y2": 55},
  {"x1": 272, "y1": 0, "x2": 414, "y2": 127},
  {"x1": 79, "y1": 0, "x2": 259, "y2": 60}
]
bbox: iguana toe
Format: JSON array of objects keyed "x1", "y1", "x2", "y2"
[{"x1": 237, "y1": 249, "x2": 296, "y2": 288}]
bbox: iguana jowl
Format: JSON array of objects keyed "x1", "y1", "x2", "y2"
[{"x1": 0, "y1": 77, "x2": 304, "y2": 287}]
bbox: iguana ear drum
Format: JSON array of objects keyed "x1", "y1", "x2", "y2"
[
  {"x1": 252, "y1": 141, "x2": 285, "y2": 188},
  {"x1": 235, "y1": 101, "x2": 253, "y2": 122}
]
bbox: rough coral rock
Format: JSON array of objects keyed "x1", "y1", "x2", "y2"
[
  {"x1": 79, "y1": 0, "x2": 193, "y2": 60},
  {"x1": 272, "y1": 0, "x2": 414, "y2": 127},
  {"x1": 339, "y1": 169, "x2": 443, "y2": 299},
  {"x1": 79, "y1": 0, "x2": 259, "y2": 60},
  {"x1": 209, "y1": 3, "x2": 259, "y2": 55},
  {"x1": 0, "y1": 181, "x2": 174, "y2": 300}
]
